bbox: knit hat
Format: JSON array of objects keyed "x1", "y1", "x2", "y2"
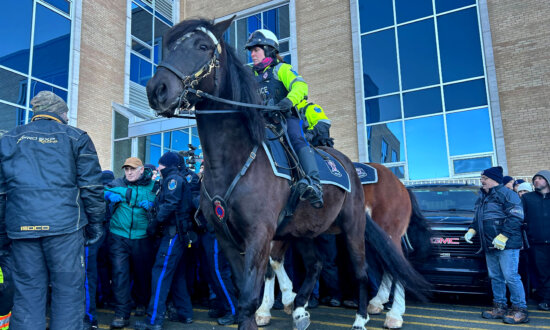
[
  {"x1": 481, "y1": 166, "x2": 503, "y2": 184},
  {"x1": 101, "y1": 170, "x2": 115, "y2": 185},
  {"x1": 158, "y1": 151, "x2": 180, "y2": 168},
  {"x1": 144, "y1": 163, "x2": 157, "y2": 172},
  {"x1": 502, "y1": 176, "x2": 514, "y2": 186},
  {"x1": 516, "y1": 182, "x2": 533, "y2": 193},
  {"x1": 514, "y1": 179, "x2": 525, "y2": 186},
  {"x1": 30, "y1": 91, "x2": 69, "y2": 115}
]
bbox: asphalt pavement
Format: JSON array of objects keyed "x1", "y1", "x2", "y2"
[{"x1": 95, "y1": 296, "x2": 550, "y2": 329}]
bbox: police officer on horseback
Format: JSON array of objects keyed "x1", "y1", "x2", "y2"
[{"x1": 246, "y1": 29, "x2": 323, "y2": 208}]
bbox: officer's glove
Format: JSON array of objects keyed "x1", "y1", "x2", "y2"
[
  {"x1": 85, "y1": 223, "x2": 104, "y2": 246},
  {"x1": 104, "y1": 191, "x2": 123, "y2": 204},
  {"x1": 305, "y1": 129, "x2": 315, "y2": 143},
  {"x1": 464, "y1": 228, "x2": 476, "y2": 244},
  {"x1": 276, "y1": 98, "x2": 294, "y2": 117},
  {"x1": 492, "y1": 234, "x2": 508, "y2": 250},
  {"x1": 138, "y1": 200, "x2": 154, "y2": 210}
]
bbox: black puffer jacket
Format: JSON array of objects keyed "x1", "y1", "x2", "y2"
[
  {"x1": 522, "y1": 170, "x2": 550, "y2": 245},
  {"x1": 471, "y1": 184, "x2": 524, "y2": 251},
  {"x1": 0, "y1": 112, "x2": 105, "y2": 239}
]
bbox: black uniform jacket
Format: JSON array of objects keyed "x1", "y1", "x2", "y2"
[
  {"x1": 0, "y1": 112, "x2": 104, "y2": 239},
  {"x1": 155, "y1": 166, "x2": 193, "y2": 235}
]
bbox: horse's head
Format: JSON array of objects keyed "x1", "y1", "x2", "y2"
[{"x1": 146, "y1": 17, "x2": 234, "y2": 117}]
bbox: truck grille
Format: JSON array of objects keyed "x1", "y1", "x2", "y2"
[{"x1": 430, "y1": 229, "x2": 482, "y2": 258}]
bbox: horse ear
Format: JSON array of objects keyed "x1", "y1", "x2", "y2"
[{"x1": 212, "y1": 15, "x2": 235, "y2": 41}]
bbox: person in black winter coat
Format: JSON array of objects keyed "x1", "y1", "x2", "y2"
[
  {"x1": 0, "y1": 91, "x2": 105, "y2": 330},
  {"x1": 522, "y1": 170, "x2": 550, "y2": 311},
  {"x1": 464, "y1": 166, "x2": 528, "y2": 324},
  {"x1": 135, "y1": 152, "x2": 195, "y2": 330}
]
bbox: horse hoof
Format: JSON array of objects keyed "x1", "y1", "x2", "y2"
[
  {"x1": 367, "y1": 304, "x2": 383, "y2": 315},
  {"x1": 352, "y1": 326, "x2": 366, "y2": 330},
  {"x1": 284, "y1": 302, "x2": 294, "y2": 315},
  {"x1": 293, "y1": 316, "x2": 310, "y2": 330},
  {"x1": 256, "y1": 314, "x2": 271, "y2": 327},
  {"x1": 384, "y1": 316, "x2": 403, "y2": 329}
]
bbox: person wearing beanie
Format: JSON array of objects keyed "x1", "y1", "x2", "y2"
[
  {"x1": 516, "y1": 182, "x2": 533, "y2": 197},
  {"x1": 503, "y1": 176, "x2": 515, "y2": 190},
  {"x1": 0, "y1": 91, "x2": 105, "y2": 329},
  {"x1": 105, "y1": 157, "x2": 157, "y2": 328},
  {"x1": 144, "y1": 164, "x2": 158, "y2": 181},
  {"x1": 513, "y1": 179, "x2": 526, "y2": 192},
  {"x1": 522, "y1": 170, "x2": 550, "y2": 311},
  {"x1": 135, "y1": 152, "x2": 195, "y2": 329},
  {"x1": 464, "y1": 166, "x2": 529, "y2": 323}
]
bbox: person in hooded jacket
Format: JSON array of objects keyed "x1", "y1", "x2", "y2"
[
  {"x1": 105, "y1": 157, "x2": 157, "y2": 328},
  {"x1": 522, "y1": 170, "x2": 550, "y2": 311},
  {"x1": 135, "y1": 152, "x2": 195, "y2": 330},
  {"x1": 0, "y1": 91, "x2": 105, "y2": 330},
  {"x1": 464, "y1": 166, "x2": 529, "y2": 324}
]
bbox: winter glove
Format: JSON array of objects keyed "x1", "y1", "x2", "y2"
[
  {"x1": 85, "y1": 223, "x2": 104, "y2": 246},
  {"x1": 464, "y1": 228, "x2": 476, "y2": 244},
  {"x1": 104, "y1": 191, "x2": 123, "y2": 204},
  {"x1": 276, "y1": 98, "x2": 294, "y2": 116},
  {"x1": 492, "y1": 233, "x2": 508, "y2": 250},
  {"x1": 138, "y1": 200, "x2": 154, "y2": 210}
]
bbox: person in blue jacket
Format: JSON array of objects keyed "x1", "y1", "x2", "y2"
[{"x1": 0, "y1": 91, "x2": 104, "y2": 329}]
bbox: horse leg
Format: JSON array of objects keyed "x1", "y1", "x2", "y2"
[
  {"x1": 367, "y1": 272, "x2": 392, "y2": 314},
  {"x1": 255, "y1": 262, "x2": 275, "y2": 326},
  {"x1": 271, "y1": 257, "x2": 297, "y2": 314},
  {"x1": 292, "y1": 239, "x2": 323, "y2": 330},
  {"x1": 384, "y1": 281, "x2": 405, "y2": 329}
]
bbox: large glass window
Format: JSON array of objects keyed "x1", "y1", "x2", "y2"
[
  {"x1": 359, "y1": 0, "x2": 495, "y2": 179},
  {"x1": 0, "y1": 1, "x2": 71, "y2": 131}
]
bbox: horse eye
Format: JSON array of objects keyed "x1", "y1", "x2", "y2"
[{"x1": 199, "y1": 44, "x2": 208, "y2": 51}]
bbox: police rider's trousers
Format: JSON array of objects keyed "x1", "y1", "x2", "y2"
[
  {"x1": 147, "y1": 233, "x2": 192, "y2": 325},
  {"x1": 10, "y1": 229, "x2": 85, "y2": 330}
]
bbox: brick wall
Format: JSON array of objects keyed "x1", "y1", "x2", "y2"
[
  {"x1": 78, "y1": 0, "x2": 127, "y2": 170},
  {"x1": 182, "y1": 0, "x2": 360, "y2": 160},
  {"x1": 487, "y1": 0, "x2": 550, "y2": 176}
]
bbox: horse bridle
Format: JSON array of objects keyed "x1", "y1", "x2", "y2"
[{"x1": 156, "y1": 26, "x2": 280, "y2": 118}]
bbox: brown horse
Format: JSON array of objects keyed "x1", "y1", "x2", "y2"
[
  {"x1": 256, "y1": 164, "x2": 432, "y2": 329},
  {"x1": 146, "y1": 17, "x2": 429, "y2": 330}
]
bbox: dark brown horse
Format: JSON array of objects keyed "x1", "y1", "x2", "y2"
[
  {"x1": 146, "y1": 17, "x2": 429, "y2": 330},
  {"x1": 256, "y1": 164, "x2": 432, "y2": 329}
]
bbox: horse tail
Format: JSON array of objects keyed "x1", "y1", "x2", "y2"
[
  {"x1": 364, "y1": 213, "x2": 432, "y2": 301},
  {"x1": 405, "y1": 188, "x2": 433, "y2": 262}
]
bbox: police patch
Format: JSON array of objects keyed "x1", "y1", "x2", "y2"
[
  {"x1": 314, "y1": 106, "x2": 322, "y2": 113},
  {"x1": 186, "y1": 174, "x2": 192, "y2": 183},
  {"x1": 168, "y1": 179, "x2": 177, "y2": 190}
]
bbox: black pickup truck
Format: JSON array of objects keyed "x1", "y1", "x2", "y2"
[{"x1": 408, "y1": 183, "x2": 491, "y2": 294}]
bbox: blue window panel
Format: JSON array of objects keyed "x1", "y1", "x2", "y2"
[
  {"x1": 444, "y1": 78, "x2": 487, "y2": 111},
  {"x1": 283, "y1": 54, "x2": 292, "y2": 65},
  {"x1": 163, "y1": 132, "x2": 171, "y2": 148},
  {"x1": 454, "y1": 157, "x2": 492, "y2": 174},
  {"x1": 263, "y1": 9, "x2": 279, "y2": 38},
  {"x1": 367, "y1": 121, "x2": 404, "y2": 163},
  {"x1": 0, "y1": 103, "x2": 27, "y2": 131},
  {"x1": 154, "y1": 17, "x2": 170, "y2": 63},
  {"x1": 133, "y1": 0, "x2": 153, "y2": 14},
  {"x1": 278, "y1": 5, "x2": 290, "y2": 39},
  {"x1": 395, "y1": 0, "x2": 433, "y2": 24},
  {"x1": 30, "y1": 80, "x2": 67, "y2": 102},
  {"x1": 435, "y1": 0, "x2": 476, "y2": 13},
  {"x1": 398, "y1": 19, "x2": 439, "y2": 90},
  {"x1": 0, "y1": 0, "x2": 32, "y2": 73},
  {"x1": 403, "y1": 87, "x2": 442, "y2": 118},
  {"x1": 438, "y1": 8, "x2": 484, "y2": 82},
  {"x1": 132, "y1": 3, "x2": 153, "y2": 45},
  {"x1": 362, "y1": 29, "x2": 399, "y2": 96},
  {"x1": 43, "y1": 0, "x2": 70, "y2": 14},
  {"x1": 389, "y1": 166, "x2": 405, "y2": 179},
  {"x1": 405, "y1": 115, "x2": 449, "y2": 179},
  {"x1": 0, "y1": 68, "x2": 28, "y2": 106},
  {"x1": 365, "y1": 94, "x2": 401, "y2": 124},
  {"x1": 150, "y1": 133, "x2": 161, "y2": 146},
  {"x1": 32, "y1": 4, "x2": 71, "y2": 88},
  {"x1": 171, "y1": 130, "x2": 189, "y2": 151},
  {"x1": 247, "y1": 14, "x2": 261, "y2": 36},
  {"x1": 236, "y1": 18, "x2": 249, "y2": 64},
  {"x1": 149, "y1": 145, "x2": 161, "y2": 167},
  {"x1": 130, "y1": 54, "x2": 153, "y2": 87},
  {"x1": 359, "y1": 0, "x2": 394, "y2": 33},
  {"x1": 132, "y1": 40, "x2": 151, "y2": 58},
  {"x1": 447, "y1": 108, "x2": 493, "y2": 156}
]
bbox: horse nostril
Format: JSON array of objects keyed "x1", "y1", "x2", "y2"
[{"x1": 156, "y1": 83, "x2": 167, "y2": 103}]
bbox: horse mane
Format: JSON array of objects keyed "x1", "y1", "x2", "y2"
[{"x1": 165, "y1": 18, "x2": 265, "y2": 145}]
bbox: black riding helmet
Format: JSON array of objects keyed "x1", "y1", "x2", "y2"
[{"x1": 245, "y1": 29, "x2": 279, "y2": 58}]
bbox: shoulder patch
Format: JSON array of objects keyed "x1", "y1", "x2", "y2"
[
  {"x1": 186, "y1": 174, "x2": 192, "y2": 183},
  {"x1": 168, "y1": 179, "x2": 177, "y2": 190},
  {"x1": 314, "y1": 106, "x2": 322, "y2": 113}
]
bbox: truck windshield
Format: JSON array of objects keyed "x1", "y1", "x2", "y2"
[{"x1": 411, "y1": 187, "x2": 480, "y2": 212}]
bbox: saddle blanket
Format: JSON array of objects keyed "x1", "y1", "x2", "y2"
[
  {"x1": 353, "y1": 162, "x2": 378, "y2": 185},
  {"x1": 263, "y1": 129, "x2": 350, "y2": 192}
]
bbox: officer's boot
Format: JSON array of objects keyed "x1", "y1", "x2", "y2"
[{"x1": 296, "y1": 147, "x2": 323, "y2": 209}]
